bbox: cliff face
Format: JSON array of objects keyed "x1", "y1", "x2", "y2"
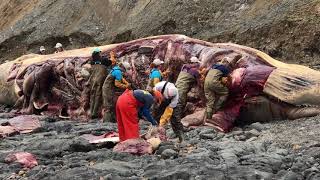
[{"x1": 0, "y1": 0, "x2": 320, "y2": 68}]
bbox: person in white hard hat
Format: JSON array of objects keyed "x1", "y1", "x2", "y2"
[
  {"x1": 166, "y1": 56, "x2": 203, "y2": 141},
  {"x1": 39, "y1": 46, "x2": 46, "y2": 55},
  {"x1": 54, "y1": 43, "x2": 64, "y2": 53},
  {"x1": 146, "y1": 58, "x2": 165, "y2": 90},
  {"x1": 154, "y1": 56, "x2": 201, "y2": 141},
  {"x1": 153, "y1": 81, "x2": 183, "y2": 141}
]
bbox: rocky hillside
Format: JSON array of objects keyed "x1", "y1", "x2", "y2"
[{"x1": 0, "y1": 0, "x2": 320, "y2": 68}]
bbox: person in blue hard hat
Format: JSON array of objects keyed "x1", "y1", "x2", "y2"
[{"x1": 89, "y1": 47, "x2": 112, "y2": 119}]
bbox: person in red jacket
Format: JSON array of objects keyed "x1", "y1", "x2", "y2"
[{"x1": 116, "y1": 89, "x2": 163, "y2": 142}]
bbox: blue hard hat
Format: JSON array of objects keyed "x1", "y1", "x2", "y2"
[{"x1": 93, "y1": 47, "x2": 101, "y2": 53}]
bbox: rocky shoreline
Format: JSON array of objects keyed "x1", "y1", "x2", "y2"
[{"x1": 1, "y1": 115, "x2": 320, "y2": 179}]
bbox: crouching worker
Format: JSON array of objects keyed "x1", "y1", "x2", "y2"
[
  {"x1": 204, "y1": 62, "x2": 230, "y2": 123},
  {"x1": 153, "y1": 81, "x2": 184, "y2": 141},
  {"x1": 116, "y1": 89, "x2": 162, "y2": 142}
]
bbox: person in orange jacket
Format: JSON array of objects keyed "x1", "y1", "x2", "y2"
[{"x1": 116, "y1": 89, "x2": 162, "y2": 141}]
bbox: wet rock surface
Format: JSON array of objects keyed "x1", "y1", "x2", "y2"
[{"x1": 1, "y1": 115, "x2": 320, "y2": 179}]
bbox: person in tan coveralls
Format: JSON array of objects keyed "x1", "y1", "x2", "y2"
[
  {"x1": 203, "y1": 63, "x2": 230, "y2": 120},
  {"x1": 88, "y1": 48, "x2": 111, "y2": 119}
]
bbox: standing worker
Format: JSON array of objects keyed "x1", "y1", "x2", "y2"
[
  {"x1": 39, "y1": 46, "x2": 46, "y2": 55},
  {"x1": 89, "y1": 47, "x2": 111, "y2": 119},
  {"x1": 102, "y1": 51, "x2": 131, "y2": 122},
  {"x1": 153, "y1": 81, "x2": 184, "y2": 141},
  {"x1": 54, "y1": 43, "x2": 64, "y2": 53},
  {"x1": 146, "y1": 58, "x2": 164, "y2": 91},
  {"x1": 169, "y1": 56, "x2": 202, "y2": 141},
  {"x1": 203, "y1": 60, "x2": 230, "y2": 121},
  {"x1": 116, "y1": 89, "x2": 162, "y2": 141}
]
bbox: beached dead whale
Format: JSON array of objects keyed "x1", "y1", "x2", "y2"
[{"x1": 0, "y1": 35, "x2": 319, "y2": 128}]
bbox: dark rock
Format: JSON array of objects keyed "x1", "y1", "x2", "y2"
[
  {"x1": 68, "y1": 139, "x2": 93, "y2": 152},
  {"x1": 249, "y1": 122, "x2": 265, "y2": 132},
  {"x1": 282, "y1": 171, "x2": 300, "y2": 180},
  {"x1": 155, "y1": 141, "x2": 177, "y2": 155},
  {"x1": 304, "y1": 166, "x2": 320, "y2": 179},
  {"x1": 2, "y1": 113, "x2": 320, "y2": 179},
  {"x1": 291, "y1": 160, "x2": 306, "y2": 173},
  {"x1": 199, "y1": 133, "x2": 216, "y2": 139},
  {"x1": 199, "y1": 128, "x2": 214, "y2": 135},
  {"x1": 161, "y1": 149, "x2": 178, "y2": 159},
  {"x1": 235, "y1": 135, "x2": 247, "y2": 141},
  {"x1": 247, "y1": 129, "x2": 260, "y2": 137}
]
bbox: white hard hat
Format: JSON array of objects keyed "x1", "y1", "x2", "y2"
[
  {"x1": 190, "y1": 56, "x2": 200, "y2": 63},
  {"x1": 40, "y1": 46, "x2": 45, "y2": 51},
  {"x1": 55, "y1": 43, "x2": 63, "y2": 48},
  {"x1": 167, "y1": 86, "x2": 178, "y2": 97},
  {"x1": 153, "y1": 58, "x2": 164, "y2": 66},
  {"x1": 122, "y1": 62, "x2": 131, "y2": 70}
]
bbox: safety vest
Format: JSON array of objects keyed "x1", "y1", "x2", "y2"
[
  {"x1": 104, "y1": 67, "x2": 123, "y2": 93},
  {"x1": 150, "y1": 68, "x2": 162, "y2": 81}
]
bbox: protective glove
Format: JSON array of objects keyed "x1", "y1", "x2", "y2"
[
  {"x1": 126, "y1": 83, "x2": 132, "y2": 90},
  {"x1": 159, "y1": 107, "x2": 173, "y2": 126},
  {"x1": 115, "y1": 80, "x2": 128, "y2": 89},
  {"x1": 221, "y1": 76, "x2": 229, "y2": 86},
  {"x1": 110, "y1": 51, "x2": 117, "y2": 65},
  {"x1": 199, "y1": 68, "x2": 208, "y2": 82},
  {"x1": 161, "y1": 69, "x2": 171, "y2": 78},
  {"x1": 122, "y1": 77, "x2": 129, "y2": 86}
]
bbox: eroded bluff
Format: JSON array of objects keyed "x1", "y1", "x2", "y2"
[{"x1": 0, "y1": 35, "x2": 319, "y2": 127}]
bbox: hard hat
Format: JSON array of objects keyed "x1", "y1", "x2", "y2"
[
  {"x1": 190, "y1": 56, "x2": 200, "y2": 63},
  {"x1": 152, "y1": 58, "x2": 164, "y2": 66},
  {"x1": 92, "y1": 47, "x2": 101, "y2": 53},
  {"x1": 121, "y1": 62, "x2": 131, "y2": 70},
  {"x1": 55, "y1": 43, "x2": 63, "y2": 48},
  {"x1": 167, "y1": 86, "x2": 178, "y2": 97},
  {"x1": 39, "y1": 46, "x2": 45, "y2": 51}
]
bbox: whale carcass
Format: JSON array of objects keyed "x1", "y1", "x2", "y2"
[{"x1": 0, "y1": 34, "x2": 319, "y2": 130}]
